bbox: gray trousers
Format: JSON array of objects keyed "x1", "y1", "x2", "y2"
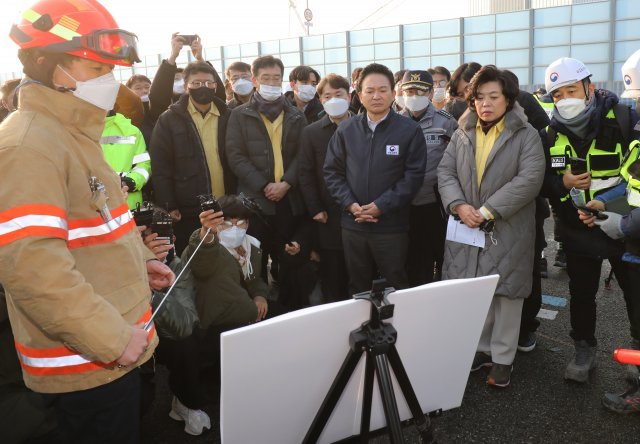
[
  {"x1": 341, "y1": 228, "x2": 409, "y2": 295},
  {"x1": 477, "y1": 296, "x2": 524, "y2": 365}
]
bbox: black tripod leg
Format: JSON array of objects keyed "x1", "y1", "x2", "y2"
[
  {"x1": 359, "y1": 352, "x2": 375, "y2": 443},
  {"x1": 387, "y1": 345, "x2": 435, "y2": 443},
  {"x1": 303, "y1": 347, "x2": 364, "y2": 444},
  {"x1": 374, "y1": 354, "x2": 404, "y2": 443}
]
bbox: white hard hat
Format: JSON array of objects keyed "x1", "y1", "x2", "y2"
[
  {"x1": 544, "y1": 57, "x2": 591, "y2": 94},
  {"x1": 621, "y1": 49, "x2": 640, "y2": 99}
]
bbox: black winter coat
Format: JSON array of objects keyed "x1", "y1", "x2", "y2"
[
  {"x1": 516, "y1": 89, "x2": 550, "y2": 131},
  {"x1": 149, "y1": 94, "x2": 235, "y2": 216},
  {"x1": 324, "y1": 110, "x2": 428, "y2": 233},
  {"x1": 298, "y1": 115, "x2": 344, "y2": 250},
  {"x1": 285, "y1": 91, "x2": 323, "y2": 124},
  {"x1": 225, "y1": 100, "x2": 308, "y2": 216}
]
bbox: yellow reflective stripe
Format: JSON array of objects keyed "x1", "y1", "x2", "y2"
[
  {"x1": 49, "y1": 24, "x2": 81, "y2": 41},
  {"x1": 22, "y1": 8, "x2": 41, "y2": 23}
]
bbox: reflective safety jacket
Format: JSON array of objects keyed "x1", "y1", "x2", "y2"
[
  {"x1": 100, "y1": 113, "x2": 151, "y2": 209},
  {"x1": 533, "y1": 94, "x2": 554, "y2": 119},
  {"x1": 548, "y1": 108, "x2": 625, "y2": 203},
  {"x1": 621, "y1": 140, "x2": 640, "y2": 208},
  {"x1": 0, "y1": 82, "x2": 157, "y2": 394}
]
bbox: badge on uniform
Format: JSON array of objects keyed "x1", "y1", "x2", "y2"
[
  {"x1": 386, "y1": 145, "x2": 400, "y2": 156},
  {"x1": 425, "y1": 134, "x2": 440, "y2": 145},
  {"x1": 551, "y1": 156, "x2": 566, "y2": 168}
]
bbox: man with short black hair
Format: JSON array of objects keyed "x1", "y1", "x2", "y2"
[
  {"x1": 286, "y1": 65, "x2": 323, "y2": 123},
  {"x1": 225, "y1": 61, "x2": 254, "y2": 109},
  {"x1": 324, "y1": 63, "x2": 428, "y2": 294},
  {"x1": 150, "y1": 61, "x2": 234, "y2": 254},
  {"x1": 225, "y1": 55, "x2": 308, "y2": 284}
]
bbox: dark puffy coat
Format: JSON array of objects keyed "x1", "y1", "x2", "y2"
[
  {"x1": 225, "y1": 100, "x2": 308, "y2": 216},
  {"x1": 298, "y1": 115, "x2": 345, "y2": 250},
  {"x1": 149, "y1": 94, "x2": 235, "y2": 216}
]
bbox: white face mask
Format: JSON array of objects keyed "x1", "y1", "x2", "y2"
[
  {"x1": 296, "y1": 84, "x2": 316, "y2": 102},
  {"x1": 555, "y1": 98, "x2": 587, "y2": 120},
  {"x1": 57, "y1": 66, "x2": 121, "y2": 111},
  {"x1": 433, "y1": 87, "x2": 446, "y2": 102},
  {"x1": 403, "y1": 95, "x2": 430, "y2": 113},
  {"x1": 395, "y1": 95, "x2": 405, "y2": 109},
  {"x1": 218, "y1": 226, "x2": 246, "y2": 249},
  {"x1": 232, "y1": 78, "x2": 253, "y2": 96},
  {"x1": 258, "y1": 84, "x2": 282, "y2": 102},
  {"x1": 140, "y1": 94, "x2": 150, "y2": 103},
  {"x1": 323, "y1": 97, "x2": 350, "y2": 118},
  {"x1": 173, "y1": 80, "x2": 185, "y2": 95}
]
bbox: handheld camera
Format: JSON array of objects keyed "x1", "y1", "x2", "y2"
[
  {"x1": 198, "y1": 194, "x2": 222, "y2": 213},
  {"x1": 151, "y1": 208, "x2": 174, "y2": 245},
  {"x1": 132, "y1": 201, "x2": 154, "y2": 227}
]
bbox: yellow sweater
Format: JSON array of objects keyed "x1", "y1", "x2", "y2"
[
  {"x1": 188, "y1": 99, "x2": 224, "y2": 197},
  {"x1": 260, "y1": 111, "x2": 285, "y2": 182}
]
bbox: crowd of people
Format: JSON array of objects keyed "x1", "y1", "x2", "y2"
[{"x1": 2, "y1": 0, "x2": 640, "y2": 442}]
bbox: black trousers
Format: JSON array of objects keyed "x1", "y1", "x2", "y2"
[
  {"x1": 247, "y1": 198, "x2": 298, "y2": 283},
  {"x1": 406, "y1": 203, "x2": 446, "y2": 286},
  {"x1": 341, "y1": 228, "x2": 409, "y2": 295},
  {"x1": 625, "y1": 262, "x2": 640, "y2": 342},
  {"x1": 319, "y1": 248, "x2": 349, "y2": 302},
  {"x1": 43, "y1": 368, "x2": 141, "y2": 444},
  {"x1": 565, "y1": 252, "x2": 633, "y2": 344},
  {"x1": 518, "y1": 213, "x2": 546, "y2": 338}
]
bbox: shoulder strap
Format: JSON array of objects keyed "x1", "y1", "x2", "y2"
[
  {"x1": 613, "y1": 103, "x2": 631, "y2": 150},
  {"x1": 546, "y1": 125, "x2": 557, "y2": 148}
]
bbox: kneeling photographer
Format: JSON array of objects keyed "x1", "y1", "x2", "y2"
[{"x1": 187, "y1": 194, "x2": 287, "y2": 330}]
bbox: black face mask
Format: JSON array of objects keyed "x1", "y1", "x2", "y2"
[
  {"x1": 189, "y1": 87, "x2": 217, "y2": 105},
  {"x1": 445, "y1": 99, "x2": 468, "y2": 121}
]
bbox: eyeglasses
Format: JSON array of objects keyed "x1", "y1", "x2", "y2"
[
  {"x1": 189, "y1": 80, "x2": 216, "y2": 89},
  {"x1": 433, "y1": 80, "x2": 447, "y2": 88},
  {"x1": 231, "y1": 74, "x2": 252, "y2": 82},
  {"x1": 221, "y1": 219, "x2": 248, "y2": 229}
]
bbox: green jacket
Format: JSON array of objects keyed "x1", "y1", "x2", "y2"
[
  {"x1": 151, "y1": 257, "x2": 199, "y2": 340},
  {"x1": 101, "y1": 113, "x2": 151, "y2": 209},
  {"x1": 184, "y1": 229, "x2": 268, "y2": 329}
]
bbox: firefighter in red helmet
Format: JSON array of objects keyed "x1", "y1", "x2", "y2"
[{"x1": 0, "y1": 1, "x2": 174, "y2": 442}]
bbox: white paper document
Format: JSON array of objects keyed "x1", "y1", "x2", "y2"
[{"x1": 446, "y1": 215, "x2": 485, "y2": 248}]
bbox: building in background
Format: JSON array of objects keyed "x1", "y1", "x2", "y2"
[{"x1": 1, "y1": 0, "x2": 638, "y2": 96}]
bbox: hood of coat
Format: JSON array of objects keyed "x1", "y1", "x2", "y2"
[{"x1": 459, "y1": 101, "x2": 529, "y2": 136}]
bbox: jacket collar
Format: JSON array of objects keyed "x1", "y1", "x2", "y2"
[
  {"x1": 399, "y1": 102, "x2": 435, "y2": 126},
  {"x1": 240, "y1": 99, "x2": 302, "y2": 124},
  {"x1": 358, "y1": 107, "x2": 396, "y2": 132},
  {"x1": 18, "y1": 80, "x2": 107, "y2": 142}
]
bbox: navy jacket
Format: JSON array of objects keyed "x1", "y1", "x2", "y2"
[{"x1": 324, "y1": 109, "x2": 428, "y2": 233}]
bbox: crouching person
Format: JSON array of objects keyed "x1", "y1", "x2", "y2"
[
  {"x1": 140, "y1": 227, "x2": 211, "y2": 436},
  {"x1": 186, "y1": 195, "x2": 286, "y2": 330}
]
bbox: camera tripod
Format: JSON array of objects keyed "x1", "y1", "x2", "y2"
[{"x1": 303, "y1": 280, "x2": 435, "y2": 444}]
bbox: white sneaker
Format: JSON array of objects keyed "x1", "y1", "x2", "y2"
[{"x1": 169, "y1": 396, "x2": 211, "y2": 436}]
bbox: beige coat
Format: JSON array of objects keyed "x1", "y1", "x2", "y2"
[{"x1": 0, "y1": 82, "x2": 156, "y2": 394}]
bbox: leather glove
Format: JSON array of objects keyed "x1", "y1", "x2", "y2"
[
  {"x1": 121, "y1": 175, "x2": 137, "y2": 192},
  {"x1": 594, "y1": 211, "x2": 624, "y2": 240}
]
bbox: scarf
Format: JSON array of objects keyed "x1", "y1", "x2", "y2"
[
  {"x1": 223, "y1": 234, "x2": 261, "y2": 279},
  {"x1": 251, "y1": 91, "x2": 285, "y2": 122}
]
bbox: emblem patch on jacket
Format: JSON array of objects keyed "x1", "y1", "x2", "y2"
[
  {"x1": 425, "y1": 134, "x2": 441, "y2": 145},
  {"x1": 386, "y1": 145, "x2": 399, "y2": 155},
  {"x1": 551, "y1": 156, "x2": 566, "y2": 168}
]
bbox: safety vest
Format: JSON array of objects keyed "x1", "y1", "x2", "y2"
[
  {"x1": 621, "y1": 140, "x2": 640, "y2": 208},
  {"x1": 14, "y1": 307, "x2": 155, "y2": 377},
  {"x1": 533, "y1": 94, "x2": 554, "y2": 119},
  {"x1": 548, "y1": 108, "x2": 625, "y2": 202},
  {"x1": 100, "y1": 113, "x2": 151, "y2": 210}
]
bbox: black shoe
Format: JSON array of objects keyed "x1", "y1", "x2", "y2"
[
  {"x1": 518, "y1": 332, "x2": 537, "y2": 352},
  {"x1": 539, "y1": 257, "x2": 548, "y2": 278},
  {"x1": 554, "y1": 247, "x2": 567, "y2": 268},
  {"x1": 602, "y1": 385, "x2": 640, "y2": 415},
  {"x1": 487, "y1": 363, "x2": 513, "y2": 387}
]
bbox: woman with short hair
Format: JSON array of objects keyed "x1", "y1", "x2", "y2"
[{"x1": 437, "y1": 65, "x2": 546, "y2": 387}]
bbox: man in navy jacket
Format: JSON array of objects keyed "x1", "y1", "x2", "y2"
[{"x1": 324, "y1": 63, "x2": 428, "y2": 294}]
